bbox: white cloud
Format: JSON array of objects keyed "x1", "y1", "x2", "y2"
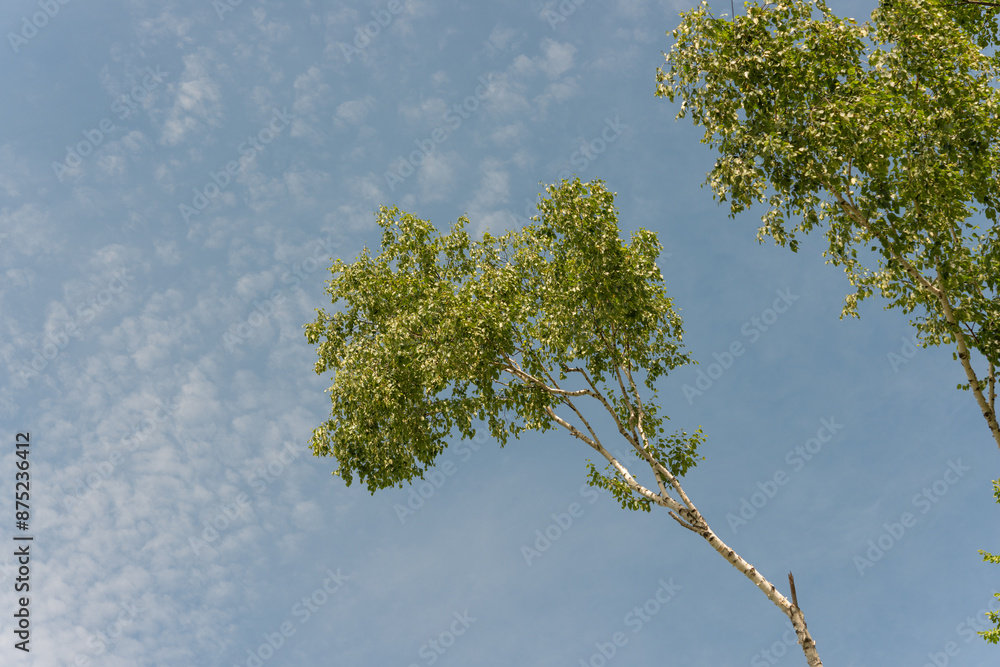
[
  {"x1": 484, "y1": 25, "x2": 520, "y2": 54},
  {"x1": 346, "y1": 174, "x2": 384, "y2": 205},
  {"x1": 97, "y1": 131, "x2": 154, "y2": 181},
  {"x1": 400, "y1": 96, "x2": 449, "y2": 128},
  {"x1": 4, "y1": 267, "x2": 35, "y2": 288},
  {"x1": 291, "y1": 66, "x2": 334, "y2": 139},
  {"x1": 478, "y1": 72, "x2": 530, "y2": 117},
  {"x1": 533, "y1": 78, "x2": 582, "y2": 114},
  {"x1": 484, "y1": 40, "x2": 580, "y2": 123},
  {"x1": 133, "y1": 8, "x2": 196, "y2": 49},
  {"x1": 283, "y1": 168, "x2": 333, "y2": 208},
  {"x1": 335, "y1": 96, "x2": 377, "y2": 126},
  {"x1": 0, "y1": 203, "x2": 60, "y2": 260},
  {"x1": 161, "y1": 50, "x2": 225, "y2": 146},
  {"x1": 107, "y1": 292, "x2": 190, "y2": 371},
  {"x1": 469, "y1": 158, "x2": 510, "y2": 210},
  {"x1": 291, "y1": 499, "x2": 324, "y2": 531},
  {"x1": 511, "y1": 54, "x2": 535, "y2": 76},
  {"x1": 417, "y1": 151, "x2": 460, "y2": 203},
  {"x1": 154, "y1": 240, "x2": 182, "y2": 266},
  {"x1": 538, "y1": 39, "x2": 577, "y2": 78},
  {"x1": 490, "y1": 123, "x2": 525, "y2": 146},
  {"x1": 292, "y1": 67, "x2": 333, "y2": 116},
  {"x1": 253, "y1": 10, "x2": 293, "y2": 43},
  {"x1": 509, "y1": 149, "x2": 533, "y2": 170},
  {"x1": 461, "y1": 158, "x2": 511, "y2": 239}
]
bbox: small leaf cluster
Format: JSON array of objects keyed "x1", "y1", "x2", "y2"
[
  {"x1": 978, "y1": 479, "x2": 1000, "y2": 643},
  {"x1": 586, "y1": 426, "x2": 706, "y2": 512}
]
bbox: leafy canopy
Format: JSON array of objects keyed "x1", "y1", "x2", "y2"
[
  {"x1": 657, "y1": 0, "x2": 1000, "y2": 364},
  {"x1": 305, "y1": 178, "x2": 702, "y2": 500}
]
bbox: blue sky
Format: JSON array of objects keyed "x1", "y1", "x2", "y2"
[{"x1": 1, "y1": 0, "x2": 999, "y2": 665}]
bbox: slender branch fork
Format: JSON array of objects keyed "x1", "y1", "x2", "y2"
[{"x1": 494, "y1": 345, "x2": 824, "y2": 666}]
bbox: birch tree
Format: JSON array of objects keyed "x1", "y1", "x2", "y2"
[
  {"x1": 304, "y1": 178, "x2": 824, "y2": 666},
  {"x1": 655, "y1": 0, "x2": 1000, "y2": 640}
]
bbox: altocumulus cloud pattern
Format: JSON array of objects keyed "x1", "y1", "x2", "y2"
[{"x1": 1, "y1": 0, "x2": 998, "y2": 665}]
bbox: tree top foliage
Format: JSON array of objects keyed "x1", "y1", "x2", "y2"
[
  {"x1": 305, "y1": 178, "x2": 702, "y2": 496},
  {"x1": 657, "y1": 0, "x2": 1000, "y2": 365}
]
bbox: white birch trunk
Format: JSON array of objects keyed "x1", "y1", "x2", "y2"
[
  {"x1": 683, "y1": 507, "x2": 823, "y2": 667},
  {"x1": 507, "y1": 358, "x2": 825, "y2": 665}
]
